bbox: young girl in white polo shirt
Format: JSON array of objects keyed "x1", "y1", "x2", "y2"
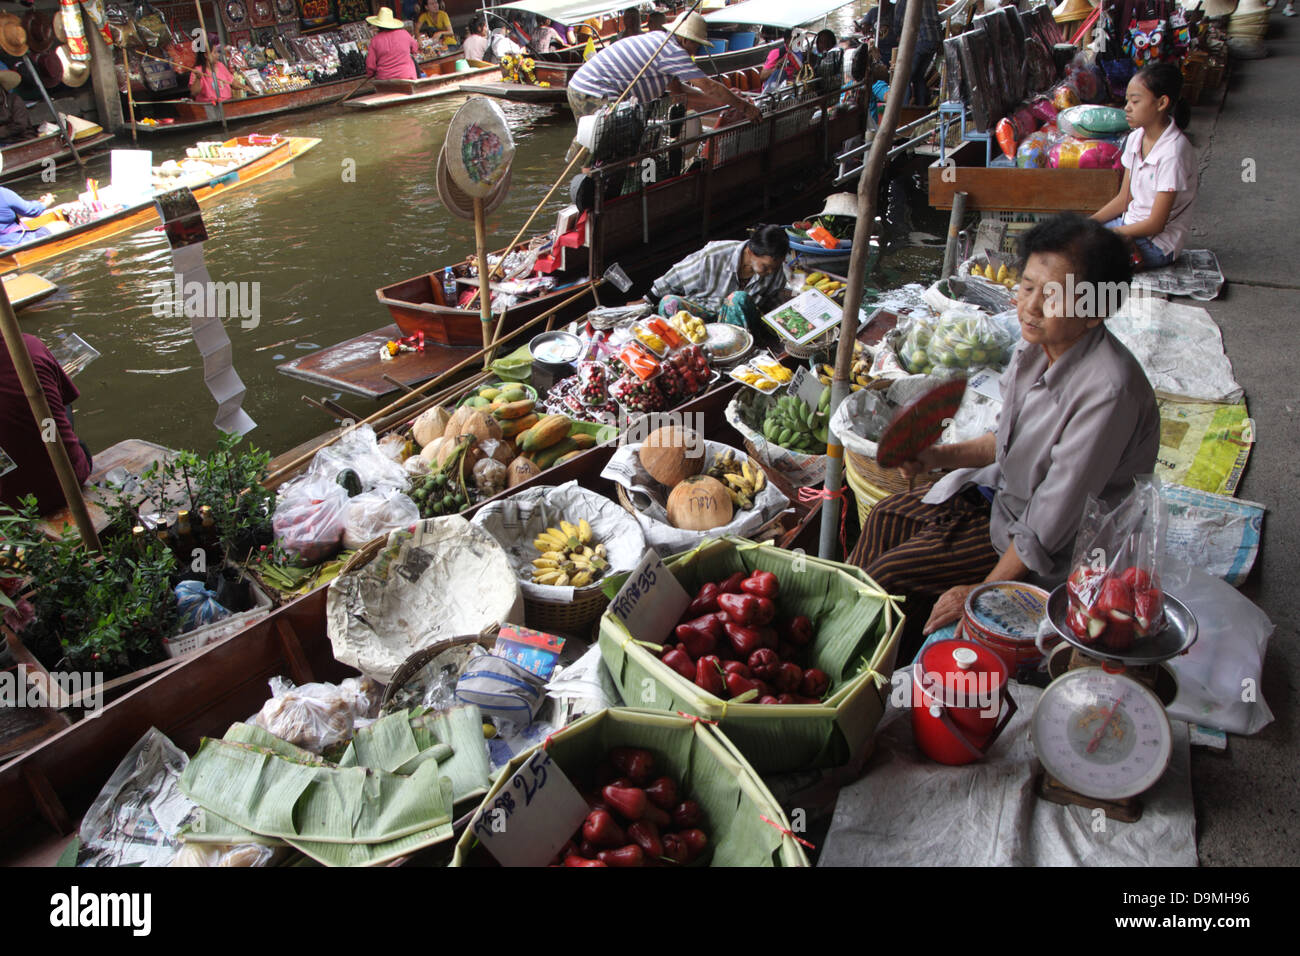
[{"x1": 1091, "y1": 63, "x2": 1198, "y2": 270}]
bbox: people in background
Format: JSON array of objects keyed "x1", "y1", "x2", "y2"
[
  {"x1": 416, "y1": 0, "x2": 454, "y2": 44},
  {"x1": 531, "y1": 16, "x2": 565, "y2": 54},
  {"x1": 567, "y1": 12, "x2": 762, "y2": 129},
  {"x1": 891, "y1": 0, "x2": 941, "y2": 106},
  {"x1": 186, "y1": 47, "x2": 247, "y2": 103},
  {"x1": 462, "y1": 15, "x2": 490, "y2": 63},
  {"x1": 647, "y1": 10, "x2": 666, "y2": 31},
  {"x1": 849, "y1": 215, "x2": 1158, "y2": 659},
  {"x1": 0, "y1": 186, "x2": 54, "y2": 247},
  {"x1": 489, "y1": 26, "x2": 526, "y2": 62},
  {"x1": 1091, "y1": 63, "x2": 1198, "y2": 270},
  {"x1": 759, "y1": 30, "x2": 800, "y2": 90},
  {"x1": 647, "y1": 224, "x2": 791, "y2": 330},
  {"x1": 621, "y1": 6, "x2": 642, "y2": 39},
  {"x1": 0, "y1": 68, "x2": 33, "y2": 144},
  {"x1": 0, "y1": 332, "x2": 92, "y2": 515}
]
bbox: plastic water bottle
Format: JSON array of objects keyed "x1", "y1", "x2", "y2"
[{"x1": 442, "y1": 267, "x2": 457, "y2": 304}]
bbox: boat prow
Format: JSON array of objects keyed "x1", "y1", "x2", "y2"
[{"x1": 2, "y1": 271, "x2": 58, "y2": 309}]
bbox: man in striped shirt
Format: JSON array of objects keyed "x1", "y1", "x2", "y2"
[
  {"x1": 647, "y1": 225, "x2": 791, "y2": 329},
  {"x1": 567, "y1": 12, "x2": 761, "y2": 128}
]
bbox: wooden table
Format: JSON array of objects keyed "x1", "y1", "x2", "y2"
[{"x1": 37, "y1": 439, "x2": 172, "y2": 540}]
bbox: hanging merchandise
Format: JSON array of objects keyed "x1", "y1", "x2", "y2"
[
  {"x1": 59, "y1": 0, "x2": 91, "y2": 61},
  {"x1": 132, "y1": 0, "x2": 172, "y2": 49},
  {"x1": 1025, "y1": 36, "x2": 1057, "y2": 94}
]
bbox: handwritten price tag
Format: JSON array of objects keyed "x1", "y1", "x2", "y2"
[
  {"x1": 790, "y1": 366, "x2": 826, "y2": 409},
  {"x1": 471, "y1": 749, "x2": 588, "y2": 867},
  {"x1": 609, "y1": 548, "x2": 691, "y2": 643}
]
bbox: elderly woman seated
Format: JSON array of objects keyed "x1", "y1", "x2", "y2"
[
  {"x1": 646, "y1": 224, "x2": 791, "y2": 330},
  {"x1": 850, "y1": 213, "x2": 1159, "y2": 658}
]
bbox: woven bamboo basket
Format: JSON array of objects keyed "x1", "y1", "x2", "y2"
[
  {"x1": 783, "y1": 325, "x2": 839, "y2": 361},
  {"x1": 524, "y1": 582, "x2": 610, "y2": 637},
  {"x1": 379, "y1": 628, "x2": 498, "y2": 712},
  {"x1": 845, "y1": 448, "x2": 941, "y2": 526}
]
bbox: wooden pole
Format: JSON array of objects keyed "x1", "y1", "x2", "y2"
[
  {"x1": 818, "y1": 0, "x2": 924, "y2": 560},
  {"x1": 940, "y1": 190, "x2": 967, "y2": 279},
  {"x1": 121, "y1": 45, "x2": 138, "y2": 145},
  {"x1": 0, "y1": 284, "x2": 99, "y2": 550},
  {"x1": 21, "y1": 55, "x2": 84, "y2": 169},
  {"x1": 473, "y1": 195, "x2": 493, "y2": 365},
  {"x1": 193, "y1": 1, "x2": 228, "y2": 134},
  {"x1": 264, "y1": 281, "x2": 600, "y2": 489}
]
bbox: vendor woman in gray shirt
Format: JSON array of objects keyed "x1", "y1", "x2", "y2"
[{"x1": 851, "y1": 214, "x2": 1159, "y2": 656}]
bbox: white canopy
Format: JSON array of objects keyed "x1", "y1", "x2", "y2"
[
  {"x1": 702, "y1": 0, "x2": 854, "y2": 29},
  {"x1": 493, "y1": 0, "x2": 636, "y2": 23}
]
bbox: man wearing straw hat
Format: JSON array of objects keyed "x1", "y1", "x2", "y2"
[
  {"x1": 0, "y1": 68, "x2": 33, "y2": 144},
  {"x1": 365, "y1": 6, "x2": 419, "y2": 81},
  {"x1": 567, "y1": 12, "x2": 762, "y2": 128}
]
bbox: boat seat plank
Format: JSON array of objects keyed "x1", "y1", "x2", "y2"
[
  {"x1": 22, "y1": 763, "x2": 72, "y2": 836},
  {"x1": 275, "y1": 617, "x2": 316, "y2": 686},
  {"x1": 276, "y1": 325, "x2": 480, "y2": 399},
  {"x1": 37, "y1": 438, "x2": 173, "y2": 540}
]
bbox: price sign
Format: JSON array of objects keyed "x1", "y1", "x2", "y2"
[
  {"x1": 608, "y1": 548, "x2": 691, "y2": 642},
  {"x1": 789, "y1": 365, "x2": 826, "y2": 409},
  {"x1": 470, "y1": 749, "x2": 589, "y2": 867}
]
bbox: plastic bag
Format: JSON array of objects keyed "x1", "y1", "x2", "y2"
[
  {"x1": 1016, "y1": 127, "x2": 1055, "y2": 168},
  {"x1": 900, "y1": 307, "x2": 1013, "y2": 376},
  {"x1": 585, "y1": 302, "x2": 652, "y2": 330},
  {"x1": 307, "y1": 424, "x2": 409, "y2": 492},
  {"x1": 1049, "y1": 136, "x2": 1122, "y2": 170},
  {"x1": 577, "y1": 360, "x2": 610, "y2": 405},
  {"x1": 455, "y1": 645, "x2": 547, "y2": 730},
  {"x1": 170, "y1": 843, "x2": 275, "y2": 867},
  {"x1": 1057, "y1": 104, "x2": 1129, "y2": 139},
  {"x1": 1049, "y1": 82, "x2": 1080, "y2": 112},
  {"x1": 341, "y1": 489, "x2": 419, "y2": 550},
  {"x1": 272, "y1": 475, "x2": 349, "y2": 566},
  {"x1": 133, "y1": 1, "x2": 173, "y2": 48},
  {"x1": 473, "y1": 458, "x2": 507, "y2": 497},
  {"x1": 174, "y1": 580, "x2": 231, "y2": 633},
  {"x1": 1064, "y1": 478, "x2": 1167, "y2": 653},
  {"x1": 252, "y1": 675, "x2": 381, "y2": 753}
]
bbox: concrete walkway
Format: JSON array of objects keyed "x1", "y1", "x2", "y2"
[{"x1": 1184, "y1": 17, "x2": 1299, "y2": 866}]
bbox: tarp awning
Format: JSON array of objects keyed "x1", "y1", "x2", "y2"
[
  {"x1": 702, "y1": 0, "x2": 854, "y2": 29},
  {"x1": 494, "y1": 0, "x2": 634, "y2": 23}
]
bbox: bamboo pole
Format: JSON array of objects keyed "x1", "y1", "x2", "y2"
[
  {"x1": 121, "y1": 44, "x2": 138, "y2": 145},
  {"x1": 264, "y1": 281, "x2": 600, "y2": 489},
  {"x1": 818, "y1": 0, "x2": 924, "y2": 560},
  {"x1": 940, "y1": 190, "x2": 967, "y2": 279},
  {"x1": 473, "y1": 195, "x2": 493, "y2": 365},
  {"x1": 0, "y1": 283, "x2": 99, "y2": 550}
]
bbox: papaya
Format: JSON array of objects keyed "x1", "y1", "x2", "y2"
[
  {"x1": 517, "y1": 414, "x2": 569, "y2": 454},
  {"x1": 492, "y1": 399, "x2": 536, "y2": 420},
  {"x1": 478, "y1": 386, "x2": 501, "y2": 401},
  {"x1": 499, "y1": 412, "x2": 539, "y2": 439},
  {"x1": 569, "y1": 431, "x2": 597, "y2": 450},
  {"x1": 532, "y1": 437, "x2": 581, "y2": 469},
  {"x1": 498, "y1": 384, "x2": 527, "y2": 402},
  {"x1": 552, "y1": 449, "x2": 585, "y2": 466}
]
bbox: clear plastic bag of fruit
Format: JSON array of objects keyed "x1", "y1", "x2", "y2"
[
  {"x1": 1065, "y1": 478, "x2": 1167, "y2": 652},
  {"x1": 903, "y1": 307, "x2": 1014, "y2": 376}
]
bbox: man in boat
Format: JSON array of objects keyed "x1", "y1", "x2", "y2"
[
  {"x1": 646, "y1": 224, "x2": 791, "y2": 330},
  {"x1": 566, "y1": 12, "x2": 762, "y2": 138},
  {"x1": 462, "y1": 15, "x2": 491, "y2": 64},
  {"x1": 0, "y1": 333, "x2": 92, "y2": 516},
  {"x1": 416, "y1": 0, "x2": 454, "y2": 45},
  {"x1": 530, "y1": 16, "x2": 565, "y2": 54},
  {"x1": 366, "y1": 6, "x2": 420, "y2": 80},
  {"x1": 621, "y1": 7, "x2": 643, "y2": 39},
  {"x1": 0, "y1": 67, "x2": 34, "y2": 145},
  {"x1": 0, "y1": 186, "x2": 55, "y2": 247}
]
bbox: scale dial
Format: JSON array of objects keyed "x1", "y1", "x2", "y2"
[{"x1": 1031, "y1": 669, "x2": 1172, "y2": 800}]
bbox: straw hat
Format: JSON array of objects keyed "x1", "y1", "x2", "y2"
[
  {"x1": 1053, "y1": 0, "x2": 1095, "y2": 23},
  {"x1": 366, "y1": 6, "x2": 405, "y2": 29},
  {"x1": 668, "y1": 11, "x2": 713, "y2": 48},
  {"x1": 0, "y1": 70, "x2": 19, "y2": 92},
  {"x1": 22, "y1": 10, "x2": 55, "y2": 55},
  {"x1": 57, "y1": 45, "x2": 90, "y2": 88},
  {"x1": 1233, "y1": 0, "x2": 1269, "y2": 14},
  {"x1": 0, "y1": 14, "x2": 28, "y2": 60},
  {"x1": 818, "y1": 193, "x2": 859, "y2": 218},
  {"x1": 1190, "y1": 0, "x2": 1239, "y2": 16},
  {"x1": 53, "y1": 9, "x2": 66, "y2": 42}
]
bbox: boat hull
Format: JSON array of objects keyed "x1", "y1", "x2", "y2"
[
  {"x1": 0, "y1": 131, "x2": 114, "y2": 184},
  {"x1": 376, "y1": 271, "x2": 579, "y2": 347},
  {"x1": 131, "y1": 77, "x2": 366, "y2": 134}
]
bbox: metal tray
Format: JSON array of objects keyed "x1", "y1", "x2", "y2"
[{"x1": 1045, "y1": 584, "x2": 1198, "y2": 666}]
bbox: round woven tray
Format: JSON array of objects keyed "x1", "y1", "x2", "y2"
[
  {"x1": 379, "y1": 629, "x2": 498, "y2": 713},
  {"x1": 784, "y1": 326, "x2": 840, "y2": 360}
]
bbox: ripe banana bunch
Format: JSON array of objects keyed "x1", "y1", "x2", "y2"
[
  {"x1": 706, "y1": 450, "x2": 766, "y2": 509},
  {"x1": 532, "y1": 519, "x2": 608, "y2": 587},
  {"x1": 817, "y1": 341, "x2": 871, "y2": 386},
  {"x1": 804, "y1": 272, "x2": 846, "y2": 299}
]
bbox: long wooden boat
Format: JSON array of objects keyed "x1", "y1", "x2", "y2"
[
  {"x1": 0, "y1": 135, "x2": 321, "y2": 273},
  {"x1": 3, "y1": 271, "x2": 58, "y2": 309},
  {"x1": 128, "y1": 76, "x2": 367, "y2": 134},
  {"x1": 0, "y1": 130, "x2": 115, "y2": 185},
  {"x1": 342, "y1": 63, "x2": 503, "y2": 111},
  {"x1": 0, "y1": 375, "x2": 832, "y2": 865}
]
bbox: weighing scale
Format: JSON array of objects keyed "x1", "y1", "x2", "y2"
[{"x1": 1029, "y1": 584, "x2": 1198, "y2": 823}]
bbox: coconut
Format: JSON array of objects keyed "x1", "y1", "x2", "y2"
[
  {"x1": 638, "y1": 425, "x2": 705, "y2": 487},
  {"x1": 420, "y1": 435, "x2": 460, "y2": 469},
  {"x1": 478, "y1": 437, "x2": 514, "y2": 465},
  {"x1": 460, "y1": 410, "x2": 504, "y2": 443},
  {"x1": 666, "y1": 475, "x2": 733, "y2": 531},
  {"x1": 411, "y1": 406, "x2": 452, "y2": 448},
  {"x1": 444, "y1": 405, "x2": 476, "y2": 440},
  {"x1": 507, "y1": 455, "x2": 541, "y2": 488}
]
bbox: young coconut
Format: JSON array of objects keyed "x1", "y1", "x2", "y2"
[
  {"x1": 639, "y1": 425, "x2": 705, "y2": 487},
  {"x1": 411, "y1": 406, "x2": 452, "y2": 448},
  {"x1": 667, "y1": 475, "x2": 733, "y2": 531}
]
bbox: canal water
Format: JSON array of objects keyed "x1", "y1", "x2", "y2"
[{"x1": 15, "y1": 2, "x2": 945, "y2": 461}]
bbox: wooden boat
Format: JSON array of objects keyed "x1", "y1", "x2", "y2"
[
  {"x1": 0, "y1": 130, "x2": 114, "y2": 185},
  {"x1": 2, "y1": 271, "x2": 58, "y2": 309},
  {"x1": 0, "y1": 375, "x2": 830, "y2": 866},
  {"x1": 0, "y1": 135, "x2": 321, "y2": 274},
  {"x1": 929, "y1": 140, "x2": 1122, "y2": 214},
  {"x1": 342, "y1": 63, "x2": 503, "y2": 111},
  {"x1": 128, "y1": 76, "x2": 368, "y2": 134}
]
